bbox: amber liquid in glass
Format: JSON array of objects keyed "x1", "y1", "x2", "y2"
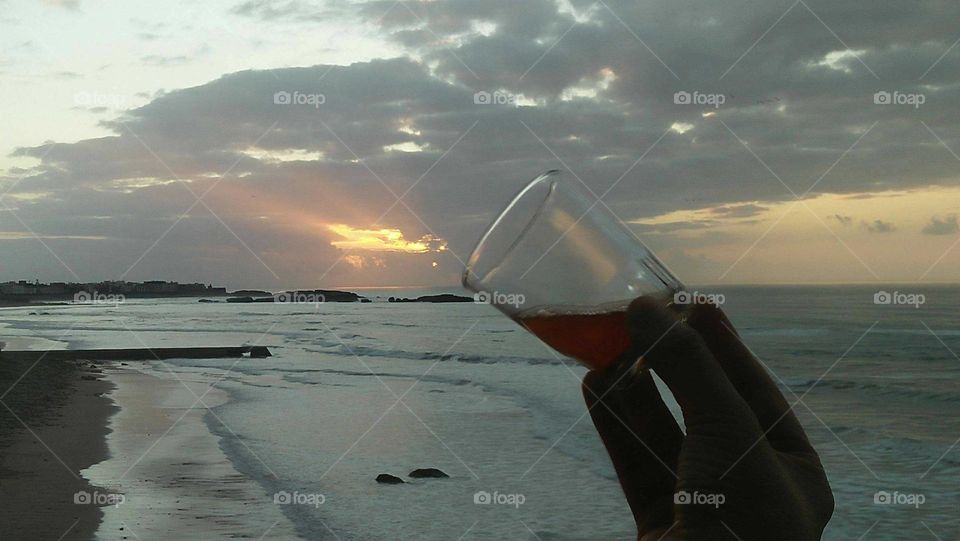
[{"x1": 517, "y1": 309, "x2": 632, "y2": 371}]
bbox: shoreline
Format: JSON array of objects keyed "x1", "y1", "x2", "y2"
[
  {"x1": 0, "y1": 358, "x2": 300, "y2": 540},
  {"x1": 0, "y1": 359, "x2": 116, "y2": 540},
  {"x1": 85, "y1": 363, "x2": 298, "y2": 539}
]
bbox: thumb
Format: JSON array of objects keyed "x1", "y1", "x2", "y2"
[{"x1": 625, "y1": 297, "x2": 761, "y2": 439}]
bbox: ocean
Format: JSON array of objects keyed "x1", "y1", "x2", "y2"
[{"x1": 2, "y1": 285, "x2": 958, "y2": 540}]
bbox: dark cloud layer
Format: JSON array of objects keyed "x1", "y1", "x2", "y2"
[{"x1": 4, "y1": 0, "x2": 960, "y2": 286}]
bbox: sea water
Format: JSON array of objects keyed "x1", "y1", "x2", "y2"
[{"x1": 1, "y1": 285, "x2": 958, "y2": 540}]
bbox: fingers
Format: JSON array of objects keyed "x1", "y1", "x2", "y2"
[
  {"x1": 583, "y1": 369, "x2": 681, "y2": 532},
  {"x1": 624, "y1": 297, "x2": 761, "y2": 440},
  {"x1": 685, "y1": 303, "x2": 815, "y2": 454}
]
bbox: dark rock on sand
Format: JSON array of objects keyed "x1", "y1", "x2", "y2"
[
  {"x1": 376, "y1": 474, "x2": 404, "y2": 484},
  {"x1": 409, "y1": 468, "x2": 449, "y2": 478}
]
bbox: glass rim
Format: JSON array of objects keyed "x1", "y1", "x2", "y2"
[{"x1": 462, "y1": 169, "x2": 562, "y2": 290}]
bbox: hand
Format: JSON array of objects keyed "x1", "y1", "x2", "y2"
[{"x1": 583, "y1": 297, "x2": 834, "y2": 540}]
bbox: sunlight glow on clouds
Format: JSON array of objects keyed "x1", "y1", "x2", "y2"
[
  {"x1": 242, "y1": 147, "x2": 326, "y2": 163},
  {"x1": 328, "y1": 224, "x2": 448, "y2": 254},
  {"x1": 559, "y1": 67, "x2": 618, "y2": 101},
  {"x1": 343, "y1": 254, "x2": 386, "y2": 269}
]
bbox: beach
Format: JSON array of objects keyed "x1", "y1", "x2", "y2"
[
  {"x1": 0, "y1": 355, "x2": 114, "y2": 540},
  {"x1": 86, "y1": 365, "x2": 298, "y2": 539},
  {"x1": 0, "y1": 286, "x2": 958, "y2": 539},
  {"x1": 0, "y1": 339, "x2": 300, "y2": 540}
]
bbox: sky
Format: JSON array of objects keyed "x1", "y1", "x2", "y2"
[{"x1": 1, "y1": 0, "x2": 959, "y2": 289}]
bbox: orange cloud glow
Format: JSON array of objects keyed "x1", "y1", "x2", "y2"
[{"x1": 328, "y1": 224, "x2": 447, "y2": 253}]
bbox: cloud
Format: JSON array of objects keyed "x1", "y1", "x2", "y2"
[
  {"x1": 141, "y1": 54, "x2": 191, "y2": 67},
  {"x1": 862, "y1": 219, "x2": 896, "y2": 233},
  {"x1": 831, "y1": 214, "x2": 852, "y2": 226},
  {"x1": 921, "y1": 214, "x2": 959, "y2": 236},
  {"x1": 140, "y1": 46, "x2": 209, "y2": 67},
  {"x1": 328, "y1": 224, "x2": 447, "y2": 253},
  {"x1": 230, "y1": 0, "x2": 334, "y2": 22},
  {"x1": 6, "y1": 0, "x2": 960, "y2": 285},
  {"x1": 343, "y1": 254, "x2": 386, "y2": 269},
  {"x1": 708, "y1": 203, "x2": 767, "y2": 218}
]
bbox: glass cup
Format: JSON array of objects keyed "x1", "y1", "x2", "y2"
[{"x1": 462, "y1": 170, "x2": 685, "y2": 372}]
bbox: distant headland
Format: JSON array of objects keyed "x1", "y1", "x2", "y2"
[
  {"x1": 0, "y1": 280, "x2": 226, "y2": 305},
  {"x1": 217, "y1": 291, "x2": 473, "y2": 304},
  {"x1": 0, "y1": 280, "x2": 474, "y2": 305}
]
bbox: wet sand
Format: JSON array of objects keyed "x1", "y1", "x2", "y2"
[
  {"x1": 86, "y1": 365, "x2": 298, "y2": 539},
  {"x1": 0, "y1": 359, "x2": 116, "y2": 540},
  {"x1": 0, "y1": 358, "x2": 299, "y2": 540}
]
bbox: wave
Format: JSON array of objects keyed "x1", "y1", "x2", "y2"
[
  {"x1": 875, "y1": 328, "x2": 960, "y2": 337},
  {"x1": 742, "y1": 328, "x2": 831, "y2": 338},
  {"x1": 302, "y1": 342, "x2": 566, "y2": 366},
  {"x1": 784, "y1": 376, "x2": 960, "y2": 403}
]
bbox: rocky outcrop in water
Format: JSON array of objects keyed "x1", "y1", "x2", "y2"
[
  {"x1": 375, "y1": 474, "x2": 404, "y2": 484},
  {"x1": 409, "y1": 468, "x2": 449, "y2": 478},
  {"x1": 388, "y1": 294, "x2": 472, "y2": 303}
]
